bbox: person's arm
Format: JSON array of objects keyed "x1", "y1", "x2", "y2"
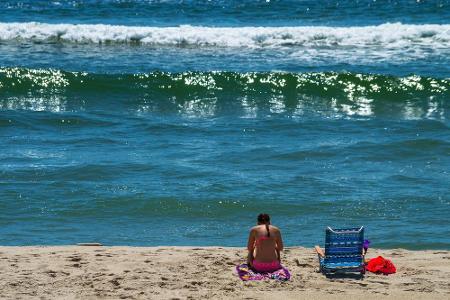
[
  {"x1": 247, "y1": 228, "x2": 256, "y2": 266},
  {"x1": 275, "y1": 229, "x2": 284, "y2": 262}
]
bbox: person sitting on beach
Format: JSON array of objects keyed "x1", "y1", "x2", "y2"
[{"x1": 247, "y1": 213, "x2": 284, "y2": 272}]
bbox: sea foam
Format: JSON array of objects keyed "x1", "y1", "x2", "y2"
[{"x1": 0, "y1": 22, "x2": 449, "y2": 49}]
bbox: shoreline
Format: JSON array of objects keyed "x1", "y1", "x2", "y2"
[{"x1": 0, "y1": 246, "x2": 449, "y2": 299}]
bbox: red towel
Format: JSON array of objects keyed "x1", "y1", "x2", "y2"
[{"x1": 366, "y1": 256, "x2": 396, "y2": 274}]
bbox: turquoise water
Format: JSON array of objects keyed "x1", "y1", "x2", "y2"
[{"x1": 0, "y1": 1, "x2": 449, "y2": 249}]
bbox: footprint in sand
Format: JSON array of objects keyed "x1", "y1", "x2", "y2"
[
  {"x1": 44, "y1": 270, "x2": 58, "y2": 278},
  {"x1": 369, "y1": 280, "x2": 389, "y2": 285},
  {"x1": 355, "y1": 282, "x2": 368, "y2": 287},
  {"x1": 294, "y1": 259, "x2": 313, "y2": 267},
  {"x1": 68, "y1": 256, "x2": 82, "y2": 262},
  {"x1": 110, "y1": 277, "x2": 123, "y2": 287},
  {"x1": 390, "y1": 253, "x2": 404, "y2": 257}
]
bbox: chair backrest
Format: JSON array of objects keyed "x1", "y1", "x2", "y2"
[{"x1": 324, "y1": 226, "x2": 364, "y2": 263}]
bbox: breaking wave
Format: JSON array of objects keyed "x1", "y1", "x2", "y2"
[{"x1": 1, "y1": 22, "x2": 449, "y2": 49}]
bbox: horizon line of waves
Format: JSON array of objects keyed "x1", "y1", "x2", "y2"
[
  {"x1": 0, "y1": 22, "x2": 450, "y2": 49},
  {"x1": 268, "y1": 137, "x2": 450, "y2": 162},
  {"x1": 0, "y1": 68, "x2": 448, "y2": 119},
  {"x1": 329, "y1": 138, "x2": 450, "y2": 161},
  {"x1": 2, "y1": 163, "x2": 156, "y2": 182},
  {"x1": 18, "y1": 197, "x2": 341, "y2": 219},
  {"x1": 4, "y1": 195, "x2": 447, "y2": 223}
]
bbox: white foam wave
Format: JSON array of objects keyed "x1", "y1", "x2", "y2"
[{"x1": 0, "y1": 22, "x2": 449, "y2": 49}]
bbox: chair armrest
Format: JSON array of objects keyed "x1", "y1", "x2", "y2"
[{"x1": 314, "y1": 246, "x2": 325, "y2": 258}]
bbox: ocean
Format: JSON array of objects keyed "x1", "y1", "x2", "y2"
[{"x1": 0, "y1": 0, "x2": 449, "y2": 249}]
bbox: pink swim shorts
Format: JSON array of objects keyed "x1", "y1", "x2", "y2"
[{"x1": 252, "y1": 260, "x2": 282, "y2": 272}]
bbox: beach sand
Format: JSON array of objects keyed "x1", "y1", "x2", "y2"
[{"x1": 0, "y1": 246, "x2": 449, "y2": 299}]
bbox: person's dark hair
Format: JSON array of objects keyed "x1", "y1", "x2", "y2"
[{"x1": 257, "y1": 213, "x2": 271, "y2": 237}]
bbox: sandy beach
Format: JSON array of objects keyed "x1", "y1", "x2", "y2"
[{"x1": 0, "y1": 246, "x2": 448, "y2": 299}]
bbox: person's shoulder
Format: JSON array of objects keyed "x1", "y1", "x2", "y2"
[
  {"x1": 270, "y1": 225, "x2": 281, "y2": 232},
  {"x1": 250, "y1": 225, "x2": 259, "y2": 232}
]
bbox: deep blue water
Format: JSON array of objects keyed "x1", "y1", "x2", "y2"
[{"x1": 0, "y1": 1, "x2": 449, "y2": 249}]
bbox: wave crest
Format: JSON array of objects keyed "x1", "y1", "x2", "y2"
[{"x1": 1, "y1": 22, "x2": 449, "y2": 49}]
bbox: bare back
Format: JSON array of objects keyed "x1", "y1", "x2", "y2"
[{"x1": 247, "y1": 224, "x2": 284, "y2": 262}]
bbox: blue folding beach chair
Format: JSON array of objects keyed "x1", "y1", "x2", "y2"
[{"x1": 316, "y1": 226, "x2": 365, "y2": 275}]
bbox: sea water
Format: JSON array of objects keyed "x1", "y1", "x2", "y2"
[{"x1": 0, "y1": 1, "x2": 449, "y2": 249}]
